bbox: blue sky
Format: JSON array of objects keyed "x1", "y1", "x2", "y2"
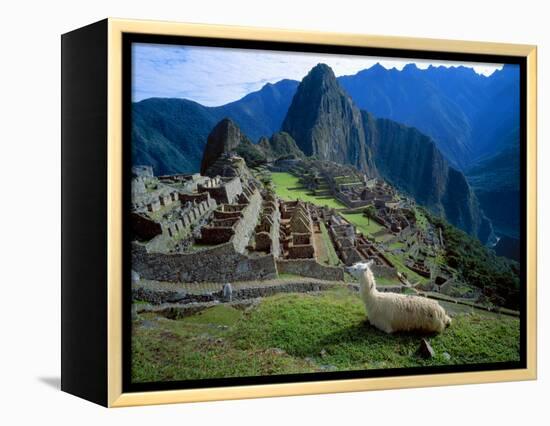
[{"x1": 132, "y1": 43, "x2": 504, "y2": 106}]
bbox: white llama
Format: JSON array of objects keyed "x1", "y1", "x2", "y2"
[{"x1": 347, "y1": 261, "x2": 452, "y2": 334}]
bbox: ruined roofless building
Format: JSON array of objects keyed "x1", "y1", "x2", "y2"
[{"x1": 279, "y1": 201, "x2": 315, "y2": 259}]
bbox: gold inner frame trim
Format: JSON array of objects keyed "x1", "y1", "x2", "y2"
[{"x1": 106, "y1": 17, "x2": 537, "y2": 407}]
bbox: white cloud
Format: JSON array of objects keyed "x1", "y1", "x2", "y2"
[{"x1": 132, "y1": 43, "x2": 504, "y2": 106}]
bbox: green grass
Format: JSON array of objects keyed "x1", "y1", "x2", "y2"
[
  {"x1": 278, "y1": 273, "x2": 307, "y2": 280},
  {"x1": 334, "y1": 175, "x2": 361, "y2": 185},
  {"x1": 184, "y1": 305, "x2": 242, "y2": 326},
  {"x1": 341, "y1": 212, "x2": 385, "y2": 238},
  {"x1": 271, "y1": 172, "x2": 345, "y2": 209},
  {"x1": 415, "y1": 208, "x2": 429, "y2": 232},
  {"x1": 375, "y1": 276, "x2": 402, "y2": 286},
  {"x1": 388, "y1": 241, "x2": 406, "y2": 251},
  {"x1": 319, "y1": 222, "x2": 341, "y2": 266},
  {"x1": 132, "y1": 289, "x2": 520, "y2": 382}
]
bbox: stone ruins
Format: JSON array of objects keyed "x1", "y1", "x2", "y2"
[
  {"x1": 131, "y1": 155, "x2": 344, "y2": 284},
  {"x1": 131, "y1": 154, "x2": 465, "y2": 298}
]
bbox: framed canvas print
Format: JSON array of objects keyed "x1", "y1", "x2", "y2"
[{"x1": 61, "y1": 18, "x2": 537, "y2": 407}]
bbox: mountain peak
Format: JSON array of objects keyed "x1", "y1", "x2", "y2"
[
  {"x1": 310, "y1": 62, "x2": 334, "y2": 74},
  {"x1": 216, "y1": 117, "x2": 237, "y2": 130},
  {"x1": 281, "y1": 62, "x2": 377, "y2": 175},
  {"x1": 303, "y1": 63, "x2": 338, "y2": 87}
]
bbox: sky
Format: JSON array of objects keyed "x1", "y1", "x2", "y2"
[{"x1": 132, "y1": 43, "x2": 504, "y2": 106}]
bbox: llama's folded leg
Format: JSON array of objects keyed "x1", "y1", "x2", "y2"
[{"x1": 382, "y1": 325, "x2": 394, "y2": 334}]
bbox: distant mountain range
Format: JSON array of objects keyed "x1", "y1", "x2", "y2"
[
  {"x1": 133, "y1": 63, "x2": 519, "y2": 172},
  {"x1": 132, "y1": 61, "x2": 520, "y2": 242},
  {"x1": 339, "y1": 63, "x2": 520, "y2": 169}
]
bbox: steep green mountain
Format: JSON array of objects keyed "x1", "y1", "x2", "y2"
[
  {"x1": 466, "y1": 146, "x2": 520, "y2": 239},
  {"x1": 282, "y1": 63, "x2": 492, "y2": 242},
  {"x1": 132, "y1": 98, "x2": 217, "y2": 175},
  {"x1": 362, "y1": 112, "x2": 492, "y2": 241},
  {"x1": 132, "y1": 79, "x2": 298, "y2": 175},
  {"x1": 281, "y1": 64, "x2": 377, "y2": 177}
]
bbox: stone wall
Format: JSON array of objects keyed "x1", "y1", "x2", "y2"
[
  {"x1": 334, "y1": 191, "x2": 370, "y2": 209},
  {"x1": 269, "y1": 207, "x2": 281, "y2": 257},
  {"x1": 131, "y1": 213, "x2": 162, "y2": 241},
  {"x1": 132, "y1": 242, "x2": 277, "y2": 283},
  {"x1": 371, "y1": 264, "x2": 398, "y2": 279},
  {"x1": 223, "y1": 177, "x2": 244, "y2": 204},
  {"x1": 199, "y1": 226, "x2": 235, "y2": 244},
  {"x1": 198, "y1": 177, "x2": 243, "y2": 204},
  {"x1": 276, "y1": 259, "x2": 344, "y2": 281},
  {"x1": 179, "y1": 192, "x2": 210, "y2": 204},
  {"x1": 231, "y1": 189, "x2": 262, "y2": 253}
]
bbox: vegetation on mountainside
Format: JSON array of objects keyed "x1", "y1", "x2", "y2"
[{"x1": 426, "y1": 210, "x2": 521, "y2": 310}]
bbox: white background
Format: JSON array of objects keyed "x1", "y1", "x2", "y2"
[{"x1": 0, "y1": 0, "x2": 546, "y2": 424}]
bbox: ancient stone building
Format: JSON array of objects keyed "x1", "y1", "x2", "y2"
[
  {"x1": 198, "y1": 176, "x2": 243, "y2": 204},
  {"x1": 197, "y1": 186, "x2": 262, "y2": 254},
  {"x1": 279, "y1": 201, "x2": 315, "y2": 259},
  {"x1": 253, "y1": 192, "x2": 281, "y2": 257}
]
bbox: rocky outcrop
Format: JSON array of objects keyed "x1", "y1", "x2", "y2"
[
  {"x1": 281, "y1": 63, "x2": 377, "y2": 177},
  {"x1": 202, "y1": 119, "x2": 304, "y2": 172},
  {"x1": 200, "y1": 118, "x2": 257, "y2": 175},
  {"x1": 257, "y1": 131, "x2": 304, "y2": 161}
]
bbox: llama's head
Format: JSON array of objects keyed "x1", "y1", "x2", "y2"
[{"x1": 346, "y1": 260, "x2": 374, "y2": 281}]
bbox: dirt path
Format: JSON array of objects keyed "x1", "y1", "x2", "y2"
[{"x1": 312, "y1": 231, "x2": 329, "y2": 265}]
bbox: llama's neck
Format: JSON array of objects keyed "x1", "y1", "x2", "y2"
[{"x1": 360, "y1": 268, "x2": 379, "y2": 306}]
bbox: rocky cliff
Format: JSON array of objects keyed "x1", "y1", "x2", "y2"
[
  {"x1": 200, "y1": 118, "x2": 260, "y2": 175},
  {"x1": 281, "y1": 63, "x2": 377, "y2": 177},
  {"x1": 202, "y1": 118, "x2": 305, "y2": 173},
  {"x1": 364, "y1": 112, "x2": 492, "y2": 242}
]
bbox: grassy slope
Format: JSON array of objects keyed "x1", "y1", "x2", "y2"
[
  {"x1": 341, "y1": 212, "x2": 385, "y2": 237},
  {"x1": 319, "y1": 222, "x2": 341, "y2": 266},
  {"x1": 132, "y1": 289, "x2": 520, "y2": 383},
  {"x1": 271, "y1": 172, "x2": 345, "y2": 209}
]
